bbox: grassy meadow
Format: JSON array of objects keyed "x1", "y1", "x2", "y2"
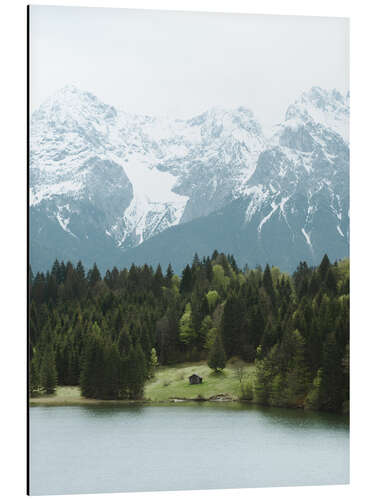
[
  {"x1": 30, "y1": 359, "x2": 255, "y2": 405},
  {"x1": 145, "y1": 360, "x2": 255, "y2": 401}
]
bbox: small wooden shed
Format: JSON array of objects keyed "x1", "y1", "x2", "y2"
[{"x1": 189, "y1": 374, "x2": 203, "y2": 385}]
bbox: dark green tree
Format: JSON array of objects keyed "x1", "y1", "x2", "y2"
[
  {"x1": 263, "y1": 264, "x2": 276, "y2": 306},
  {"x1": 40, "y1": 345, "x2": 57, "y2": 394},
  {"x1": 125, "y1": 343, "x2": 147, "y2": 399},
  {"x1": 180, "y1": 265, "x2": 193, "y2": 294},
  {"x1": 208, "y1": 332, "x2": 226, "y2": 372},
  {"x1": 29, "y1": 350, "x2": 41, "y2": 395},
  {"x1": 87, "y1": 263, "x2": 101, "y2": 287}
]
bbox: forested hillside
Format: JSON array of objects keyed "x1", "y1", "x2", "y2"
[{"x1": 29, "y1": 252, "x2": 349, "y2": 412}]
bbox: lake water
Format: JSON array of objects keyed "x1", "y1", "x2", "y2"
[{"x1": 29, "y1": 403, "x2": 349, "y2": 495}]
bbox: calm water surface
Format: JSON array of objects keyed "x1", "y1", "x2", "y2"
[{"x1": 29, "y1": 403, "x2": 349, "y2": 495}]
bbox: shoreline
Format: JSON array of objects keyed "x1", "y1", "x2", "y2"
[
  {"x1": 28, "y1": 389, "x2": 348, "y2": 415},
  {"x1": 28, "y1": 391, "x2": 349, "y2": 415},
  {"x1": 29, "y1": 390, "x2": 242, "y2": 407}
]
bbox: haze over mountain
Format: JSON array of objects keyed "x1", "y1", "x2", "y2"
[{"x1": 29, "y1": 85, "x2": 349, "y2": 273}]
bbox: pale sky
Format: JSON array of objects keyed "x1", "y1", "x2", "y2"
[{"x1": 29, "y1": 6, "x2": 349, "y2": 132}]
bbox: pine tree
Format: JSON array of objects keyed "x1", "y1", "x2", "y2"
[
  {"x1": 191, "y1": 291, "x2": 208, "y2": 341},
  {"x1": 80, "y1": 323, "x2": 104, "y2": 398},
  {"x1": 76, "y1": 260, "x2": 86, "y2": 281},
  {"x1": 126, "y1": 343, "x2": 147, "y2": 399},
  {"x1": 200, "y1": 315, "x2": 213, "y2": 349},
  {"x1": 118, "y1": 326, "x2": 131, "y2": 355},
  {"x1": 88, "y1": 263, "x2": 101, "y2": 287},
  {"x1": 211, "y1": 249, "x2": 219, "y2": 261},
  {"x1": 284, "y1": 330, "x2": 310, "y2": 406},
  {"x1": 208, "y1": 332, "x2": 226, "y2": 372},
  {"x1": 40, "y1": 345, "x2": 57, "y2": 394},
  {"x1": 103, "y1": 342, "x2": 121, "y2": 399},
  {"x1": 319, "y1": 332, "x2": 344, "y2": 411},
  {"x1": 180, "y1": 265, "x2": 193, "y2": 294},
  {"x1": 58, "y1": 261, "x2": 67, "y2": 285},
  {"x1": 319, "y1": 254, "x2": 331, "y2": 281},
  {"x1": 221, "y1": 293, "x2": 242, "y2": 357},
  {"x1": 325, "y1": 268, "x2": 337, "y2": 294},
  {"x1": 29, "y1": 350, "x2": 41, "y2": 395},
  {"x1": 149, "y1": 348, "x2": 158, "y2": 378},
  {"x1": 263, "y1": 264, "x2": 276, "y2": 306},
  {"x1": 165, "y1": 263, "x2": 174, "y2": 287},
  {"x1": 153, "y1": 264, "x2": 164, "y2": 296},
  {"x1": 305, "y1": 369, "x2": 322, "y2": 410}
]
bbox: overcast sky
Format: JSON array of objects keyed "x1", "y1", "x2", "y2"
[{"x1": 29, "y1": 6, "x2": 349, "y2": 132}]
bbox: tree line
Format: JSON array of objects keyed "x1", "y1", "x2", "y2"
[{"x1": 29, "y1": 251, "x2": 349, "y2": 412}]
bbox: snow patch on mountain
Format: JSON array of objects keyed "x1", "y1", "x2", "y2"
[
  {"x1": 258, "y1": 202, "x2": 278, "y2": 233},
  {"x1": 301, "y1": 228, "x2": 312, "y2": 247}
]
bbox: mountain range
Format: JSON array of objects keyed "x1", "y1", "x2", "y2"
[{"x1": 29, "y1": 85, "x2": 349, "y2": 274}]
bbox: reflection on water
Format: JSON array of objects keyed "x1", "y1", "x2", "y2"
[{"x1": 29, "y1": 403, "x2": 349, "y2": 495}]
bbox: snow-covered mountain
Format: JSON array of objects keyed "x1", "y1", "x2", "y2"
[{"x1": 29, "y1": 85, "x2": 349, "y2": 273}]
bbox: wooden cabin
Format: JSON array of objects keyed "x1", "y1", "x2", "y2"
[{"x1": 189, "y1": 374, "x2": 203, "y2": 385}]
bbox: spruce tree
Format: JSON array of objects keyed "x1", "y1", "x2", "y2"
[
  {"x1": 80, "y1": 322, "x2": 104, "y2": 398},
  {"x1": 40, "y1": 345, "x2": 57, "y2": 394},
  {"x1": 126, "y1": 343, "x2": 147, "y2": 399},
  {"x1": 88, "y1": 263, "x2": 101, "y2": 287},
  {"x1": 208, "y1": 332, "x2": 226, "y2": 372},
  {"x1": 180, "y1": 265, "x2": 193, "y2": 294},
  {"x1": 263, "y1": 264, "x2": 276, "y2": 306},
  {"x1": 149, "y1": 348, "x2": 158, "y2": 378},
  {"x1": 165, "y1": 263, "x2": 174, "y2": 287},
  {"x1": 118, "y1": 327, "x2": 131, "y2": 356},
  {"x1": 29, "y1": 351, "x2": 41, "y2": 395},
  {"x1": 319, "y1": 332, "x2": 344, "y2": 411},
  {"x1": 103, "y1": 342, "x2": 121, "y2": 399},
  {"x1": 153, "y1": 264, "x2": 164, "y2": 296},
  {"x1": 221, "y1": 293, "x2": 242, "y2": 357},
  {"x1": 319, "y1": 254, "x2": 331, "y2": 281}
]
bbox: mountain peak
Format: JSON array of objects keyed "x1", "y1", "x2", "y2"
[
  {"x1": 60, "y1": 83, "x2": 82, "y2": 94},
  {"x1": 284, "y1": 86, "x2": 349, "y2": 142},
  {"x1": 300, "y1": 86, "x2": 348, "y2": 110},
  {"x1": 31, "y1": 84, "x2": 117, "y2": 128},
  {"x1": 31, "y1": 84, "x2": 81, "y2": 104},
  {"x1": 44, "y1": 84, "x2": 98, "y2": 106}
]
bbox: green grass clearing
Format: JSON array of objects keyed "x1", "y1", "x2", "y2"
[
  {"x1": 29, "y1": 386, "x2": 83, "y2": 405},
  {"x1": 145, "y1": 360, "x2": 255, "y2": 401}
]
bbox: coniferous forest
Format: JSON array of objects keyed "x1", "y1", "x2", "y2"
[{"x1": 29, "y1": 252, "x2": 349, "y2": 413}]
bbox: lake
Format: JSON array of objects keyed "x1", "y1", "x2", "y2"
[{"x1": 29, "y1": 403, "x2": 349, "y2": 495}]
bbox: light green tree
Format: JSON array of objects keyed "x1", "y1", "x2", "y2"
[
  {"x1": 149, "y1": 348, "x2": 158, "y2": 378},
  {"x1": 179, "y1": 303, "x2": 196, "y2": 344},
  {"x1": 206, "y1": 290, "x2": 219, "y2": 311},
  {"x1": 305, "y1": 369, "x2": 322, "y2": 410},
  {"x1": 204, "y1": 326, "x2": 218, "y2": 351},
  {"x1": 200, "y1": 315, "x2": 213, "y2": 348},
  {"x1": 212, "y1": 264, "x2": 229, "y2": 293}
]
